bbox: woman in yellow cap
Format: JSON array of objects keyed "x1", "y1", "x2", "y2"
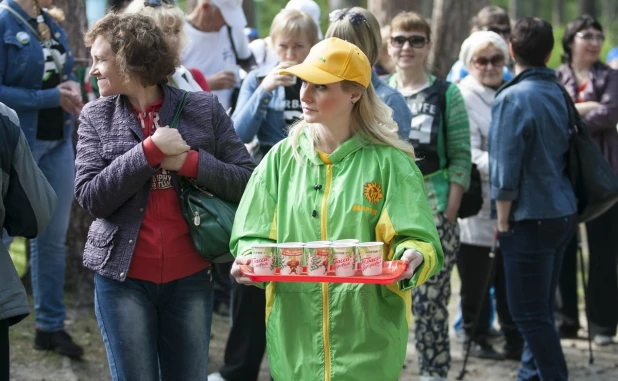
[{"x1": 230, "y1": 37, "x2": 444, "y2": 381}]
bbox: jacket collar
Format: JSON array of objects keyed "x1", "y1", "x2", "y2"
[
  {"x1": 113, "y1": 84, "x2": 182, "y2": 141},
  {"x1": 496, "y1": 66, "x2": 556, "y2": 96},
  {"x1": 298, "y1": 126, "x2": 369, "y2": 166}
]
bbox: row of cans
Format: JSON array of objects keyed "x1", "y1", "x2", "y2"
[{"x1": 251, "y1": 239, "x2": 385, "y2": 277}]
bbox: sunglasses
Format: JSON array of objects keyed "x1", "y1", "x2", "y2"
[
  {"x1": 329, "y1": 9, "x2": 368, "y2": 26},
  {"x1": 472, "y1": 54, "x2": 505, "y2": 68},
  {"x1": 483, "y1": 25, "x2": 511, "y2": 37},
  {"x1": 576, "y1": 32, "x2": 605, "y2": 43},
  {"x1": 390, "y1": 35, "x2": 428, "y2": 49}
]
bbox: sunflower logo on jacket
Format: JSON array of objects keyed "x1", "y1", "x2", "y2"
[{"x1": 363, "y1": 182, "x2": 384, "y2": 205}]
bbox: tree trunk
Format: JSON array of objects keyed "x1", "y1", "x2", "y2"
[
  {"x1": 328, "y1": 0, "x2": 362, "y2": 12},
  {"x1": 421, "y1": 0, "x2": 433, "y2": 19},
  {"x1": 579, "y1": 0, "x2": 596, "y2": 18},
  {"x1": 50, "y1": 0, "x2": 95, "y2": 303},
  {"x1": 508, "y1": 0, "x2": 525, "y2": 19},
  {"x1": 367, "y1": 0, "x2": 420, "y2": 28},
  {"x1": 429, "y1": 0, "x2": 488, "y2": 79},
  {"x1": 552, "y1": 0, "x2": 564, "y2": 26}
]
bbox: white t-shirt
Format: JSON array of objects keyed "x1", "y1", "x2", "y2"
[{"x1": 181, "y1": 22, "x2": 251, "y2": 111}]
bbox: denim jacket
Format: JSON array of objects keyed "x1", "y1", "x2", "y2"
[
  {"x1": 232, "y1": 63, "x2": 288, "y2": 147},
  {"x1": 489, "y1": 67, "x2": 577, "y2": 221},
  {"x1": 371, "y1": 71, "x2": 412, "y2": 140},
  {"x1": 0, "y1": 0, "x2": 76, "y2": 148},
  {"x1": 232, "y1": 64, "x2": 413, "y2": 146}
]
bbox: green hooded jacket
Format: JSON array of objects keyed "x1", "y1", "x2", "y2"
[{"x1": 230, "y1": 129, "x2": 444, "y2": 381}]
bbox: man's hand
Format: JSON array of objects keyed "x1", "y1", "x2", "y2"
[
  {"x1": 393, "y1": 249, "x2": 424, "y2": 283},
  {"x1": 207, "y1": 71, "x2": 236, "y2": 90},
  {"x1": 575, "y1": 101, "x2": 601, "y2": 116}
]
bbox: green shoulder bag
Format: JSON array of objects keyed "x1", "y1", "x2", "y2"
[{"x1": 171, "y1": 92, "x2": 236, "y2": 263}]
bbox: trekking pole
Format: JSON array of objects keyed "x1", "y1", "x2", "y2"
[
  {"x1": 457, "y1": 232, "x2": 499, "y2": 380},
  {"x1": 576, "y1": 223, "x2": 594, "y2": 365}
]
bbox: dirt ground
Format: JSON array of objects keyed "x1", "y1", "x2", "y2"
[{"x1": 9, "y1": 278, "x2": 618, "y2": 381}]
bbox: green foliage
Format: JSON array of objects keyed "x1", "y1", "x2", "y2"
[{"x1": 8, "y1": 237, "x2": 27, "y2": 277}]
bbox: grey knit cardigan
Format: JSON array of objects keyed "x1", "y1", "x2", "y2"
[{"x1": 74, "y1": 85, "x2": 255, "y2": 281}]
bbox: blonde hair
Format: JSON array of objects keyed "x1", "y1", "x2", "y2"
[
  {"x1": 124, "y1": 0, "x2": 188, "y2": 53},
  {"x1": 288, "y1": 81, "x2": 415, "y2": 162},
  {"x1": 269, "y1": 9, "x2": 319, "y2": 46},
  {"x1": 325, "y1": 7, "x2": 381, "y2": 65}
]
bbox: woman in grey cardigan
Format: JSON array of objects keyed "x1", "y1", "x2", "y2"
[
  {"x1": 74, "y1": 14, "x2": 254, "y2": 381},
  {"x1": 556, "y1": 15, "x2": 618, "y2": 347}
]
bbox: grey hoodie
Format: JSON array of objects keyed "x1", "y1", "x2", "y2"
[{"x1": 0, "y1": 102, "x2": 57, "y2": 325}]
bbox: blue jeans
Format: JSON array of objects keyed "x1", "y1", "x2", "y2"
[
  {"x1": 499, "y1": 215, "x2": 576, "y2": 381},
  {"x1": 3, "y1": 137, "x2": 75, "y2": 332},
  {"x1": 94, "y1": 268, "x2": 214, "y2": 381}
]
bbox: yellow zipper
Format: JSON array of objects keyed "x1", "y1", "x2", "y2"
[{"x1": 321, "y1": 165, "x2": 332, "y2": 381}]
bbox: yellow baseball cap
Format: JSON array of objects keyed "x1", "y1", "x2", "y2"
[{"x1": 280, "y1": 37, "x2": 371, "y2": 88}]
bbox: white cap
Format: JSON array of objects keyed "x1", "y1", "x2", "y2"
[
  {"x1": 212, "y1": 0, "x2": 247, "y2": 28},
  {"x1": 285, "y1": 0, "x2": 323, "y2": 40},
  {"x1": 459, "y1": 31, "x2": 509, "y2": 70}
]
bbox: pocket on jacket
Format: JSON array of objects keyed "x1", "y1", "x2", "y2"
[
  {"x1": 3, "y1": 35, "x2": 28, "y2": 79},
  {"x1": 83, "y1": 220, "x2": 118, "y2": 270}
]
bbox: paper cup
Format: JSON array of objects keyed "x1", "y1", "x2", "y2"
[
  {"x1": 357, "y1": 242, "x2": 384, "y2": 276},
  {"x1": 331, "y1": 243, "x2": 357, "y2": 276},
  {"x1": 278, "y1": 244, "x2": 304, "y2": 275},
  {"x1": 332, "y1": 239, "x2": 360, "y2": 244},
  {"x1": 251, "y1": 244, "x2": 277, "y2": 275},
  {"x1": 305, "y1": 244, "x2": 331, "y2": 276}
]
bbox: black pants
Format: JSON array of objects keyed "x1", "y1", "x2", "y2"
[
  {"x1": 1, "y1": 319, "x2": 9, "y2": 381},
  {"x1": 457, "y1": 243, "x2": 521, "y2": 345},
  {"x1": 213, "y1": 262, "x2": 233, "y2": 310},
  {"x1": 555, "y1": 235, "x2": 580, "y2": 333},
  {"x1": 219, "y1": 281, "x2": 268, "y2": 381},
  {"x1": 586, "y1": 203, "x2": 618, "y2": 337}
]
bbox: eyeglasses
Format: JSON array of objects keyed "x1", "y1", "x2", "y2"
[
  {"x1": 576, "y1": 32, "x2": 605, "y2": 43},
  {"x1": 328, "y1": 9, "x2": 368, "y2": 26},
  {"x1": 390, "y1": 35, "x2": 428, "y2": 49},
  {"x1": 144, "y1": 0, "x2": 175, "y2": 7},
  {"x1": 482, "y1": 25, "x2": 511, "y2": 37},
  {"x1": 472, "y1": 54, "x2": 505, "y2": 68}
]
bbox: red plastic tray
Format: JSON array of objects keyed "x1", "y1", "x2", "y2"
[{"x1": 240, "y1": 260, "x2": 406, "y2": 284}]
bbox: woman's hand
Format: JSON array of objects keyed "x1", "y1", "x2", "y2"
[
  {"x1": 394, "y1": 249, "x2": 424, "y2": 282},
  {"x1": 575, "y1": 101, "x2": 601, "y2": 116},
  {"x1": 260, "y1": 62, "x2": 297, "y2": 94},
  {"x1": 497, "y1": 220, "x2": 510, "y2": 233},
  {"x1": 231, "y1": 256, "x2": 257, "y2": 286},
  {"x1": 161, "y1": 152, "x2": 188, "y2": 171},
  {"x1": 151, "y1": 126, "x2": 190, "y2": 155}
]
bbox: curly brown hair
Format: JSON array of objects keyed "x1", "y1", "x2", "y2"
[{"x1": 84, "y1": 13, "x2": 177, "y2": 87}]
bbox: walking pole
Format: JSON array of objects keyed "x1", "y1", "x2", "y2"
[
  {"x1": 456, "y1": 232, "x2": 499, "y2": 380},
  {"x1": 576, "y1": 223, "x2": 594, "y2": 365}
]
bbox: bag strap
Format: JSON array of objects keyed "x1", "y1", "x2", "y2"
[
  {"x1": 555, "y1": 83, "x2": 579, "y2": 136},
  {"x1": 227, "y1": 25, "x2": 239, "y2": 61},
  {"x1": 170, "y1": 92, "x2": 190, "y2": 130},
  {"x1": 0, "y1": 5, "x2": 41, "y2": 40}
]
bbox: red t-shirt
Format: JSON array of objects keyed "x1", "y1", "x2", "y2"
[{"x1": 127, "y1": 97, "x2": 209, "y2": 283}]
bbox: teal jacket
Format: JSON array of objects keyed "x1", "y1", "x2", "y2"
[{"x1": 230, "y1": 128, "x2": 443, "y2": 381}]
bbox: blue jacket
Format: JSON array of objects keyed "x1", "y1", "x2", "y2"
[
  {"x1": 0, "y1": 0, "x2": 76, "y2": 148},
  {"x1": 233, "y1": 64, "x2": 413, "y2": 146},
  {"x1": 489, "y1": 67, "x2": 577, "y2": 221}
]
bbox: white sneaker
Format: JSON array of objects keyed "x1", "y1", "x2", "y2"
[
  {"x1": 208, "y1": 372, "x2": 227, "y2": 381},
  {"x1": 594, "y1": 334, "x2": 614, "y2": 346}
]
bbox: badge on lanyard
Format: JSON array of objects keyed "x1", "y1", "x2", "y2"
[{"x1": 16, "y1": 31, "x2": 30, "y2": 45}]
